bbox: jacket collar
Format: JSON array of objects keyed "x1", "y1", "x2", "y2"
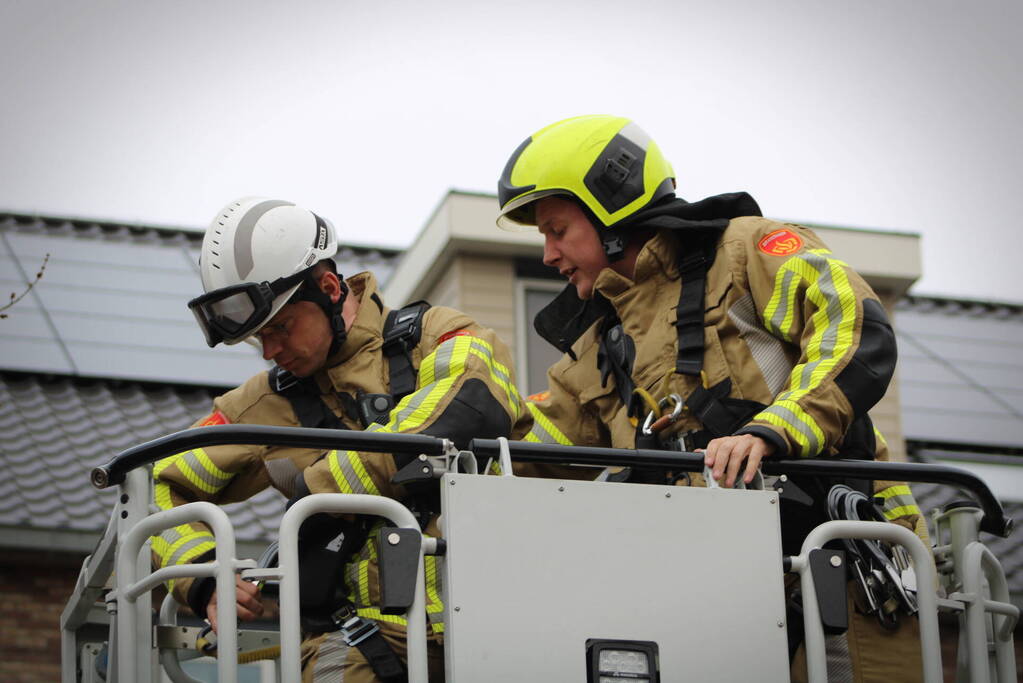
[
  {"x1": 313, "y1": 271, "x2": 388, "y2": 393},
  {"x1": 532, "y1": 192, "x2": 761, "y2": 354}
]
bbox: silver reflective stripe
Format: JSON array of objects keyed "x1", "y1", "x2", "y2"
[
  {"x1": 166, "y1": 534, "x2": 214, "y2": 568},
  {"x1": 883, "y1": 494, "x2": 918, "y2": 512},
  {"x1": 312, "y1": 630, "x2": 351, "y2": 680},
  {"x1": 391, "y1": 382, "x2": 435, "y2": 430},
  {"x1": 183, "y1": 451, "x2": 232, "y2": 491},
  {"x1": 158, "y1": 527, "x2": 183, "y2": 547},
  {"x1": 432, "y1": 336, "x2": 457, "y2": 381},
  {"x1": 234, "y1": 199, "x2": 293, "y2": 279},
  {"x1": 727, "y1": 293, "x2": 792, "y2": 396},
  {"x1": 761, "y1": 402, "x2": 822, "y2": 456},
  {"x1": 337, "y1": 452, "x2": 371, "y2": 494},
  {"x1": 794, "y1": 252, "x2": 841, "y2": 392},
  {"x1": 768, "y1": 268, "x2": 801, "y2": 338},
  {"x1": 265, "y1": 457, "x2": 301, "y2": 497}
]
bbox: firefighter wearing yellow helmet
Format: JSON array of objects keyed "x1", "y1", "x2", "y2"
[
  {"x1": 154, "y1": 197, "x2": 532, "y2": 682},
  {"x1": 500, "y1": 115, "x2": 929, "y2": 682}
]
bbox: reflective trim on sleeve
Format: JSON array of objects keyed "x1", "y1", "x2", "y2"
[
  {"x1": 326, "y1": 450, "x2": 382, "y2": 496},
  {"x1": 178, "y1": 449, "x2": 233, "y2": 494},
  {"x1": 758, "y1": 249, "x2": 859, "y2": 457},
  {"x1": 753, "y1": 400, "x2": 824, "y2": 458},
  {"x1": 467, "y1": 338, "x2": 522, "y2": 419},
  {"x1": 154, "y1": 448, "x2": 233, "y2": 496},
  {"x1": 523, "y1": 402, "x2": 573, "y2": 445},
  {"x1": 876, "y1": 484, "x2": 922, "y2": 521}
]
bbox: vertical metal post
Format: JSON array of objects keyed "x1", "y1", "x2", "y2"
[
  {"x1": 115, "y1": 468, "x2": 155, "y2": 683},
  {"x1": 278, "y1": 494, "x2": 428, "y2": 683},
  {"x1": 115, "y1": 502, "x2": 240, "y2": 683},
  {"x1": 945, "y1": 507, "x2": 991, "y2": 683},
  {"x1": 798, "y1": 520, "x2": 942, "y2": 683}
]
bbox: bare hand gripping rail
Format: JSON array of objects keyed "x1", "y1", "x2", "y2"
[
  {"x1": 468, "y1": 438, "x2": 1012, "y2": 538},
  {"x1": 92, "y1": 424, "x2": 451, "y2": 488}
]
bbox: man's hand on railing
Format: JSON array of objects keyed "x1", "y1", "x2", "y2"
[{"x1": 206, "y1": 575, "x2": 263, "y2": 634}]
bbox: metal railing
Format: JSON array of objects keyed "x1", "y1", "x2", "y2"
[{"x1": 62, "y1": 427, "x2": 1017, "y2": 683}]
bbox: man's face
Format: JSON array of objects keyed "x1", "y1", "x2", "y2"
[
  {"x1": 256, "y1": 300, "x2": 333, "y2": 377},
  {"x1": 536, "y1": 196, "x2": 609, "y2": 300}
]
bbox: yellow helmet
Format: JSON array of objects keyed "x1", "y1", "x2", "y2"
[{"x1": 497, "y1": 115, "x2": 675, "y2": 230}]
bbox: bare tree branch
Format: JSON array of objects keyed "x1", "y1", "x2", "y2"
[{"x1": 1, "y1": 253, "x2": 50, "y2": 319}]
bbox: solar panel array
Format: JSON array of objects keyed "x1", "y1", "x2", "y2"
[{"x1": 0, "y1": 213, "x2": 399, "y2": 387}]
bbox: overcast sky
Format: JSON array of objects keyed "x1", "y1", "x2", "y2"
[{"x1": 1, "y1": 0, "x2": 1019, "y2": 301}]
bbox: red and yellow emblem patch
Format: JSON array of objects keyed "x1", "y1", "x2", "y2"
[
  {"x1": 437, "y1": 329, "x2": 472, "y2": 345},
  {"x1": 197, "y1": 410, "x2": 230, "y2": 427},
  {"x1": 757, "y1": 229, "x2": 803, "y2": 256},
  {"x1": 528, "y1": 390, "x2": 550, "y2": 402}
]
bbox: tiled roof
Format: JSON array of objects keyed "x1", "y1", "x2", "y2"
[
  {"x1": 0, "y1": 372, "x2": 284, "y2": 543},
  {"x1": 0, "y1": 212, "x2": 401, "y2": 388}
]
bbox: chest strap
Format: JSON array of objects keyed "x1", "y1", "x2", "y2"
[
  {"x1": 269, "y1": 366, "x2": 346, "y2": 430},
  {"x1": 674, "y1": 248, "x2": 712, "y2": 376}
]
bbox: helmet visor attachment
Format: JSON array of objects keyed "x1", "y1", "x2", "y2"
[{"x1": 188, "y1": 266, "x2": 315, "y2": 347}]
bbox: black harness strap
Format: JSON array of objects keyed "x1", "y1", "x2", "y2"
[
  {"x1": 382, "y1": 301, "x2": 431, "y2": 403},
  {"x1": 268, "y1": 366, "x2": 345, "y2": 429},
  {"x1": 674, "y1": 248, "x2": 711, "y2": 376}
]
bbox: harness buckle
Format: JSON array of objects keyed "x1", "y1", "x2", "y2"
[{"x1": 332, "y1": 605, "x2": 381, "y2": 647}]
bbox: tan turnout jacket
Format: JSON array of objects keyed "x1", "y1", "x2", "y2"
[
  {"x1": 524, "y1": 217, "x2": 923, "y2": 533},
  {"x1": 152, "y1": 272, "x2": 527, "y2": 636}
]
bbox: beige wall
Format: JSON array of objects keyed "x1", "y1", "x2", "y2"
[{"x1": 420, "y1": 254, "x2": 519, "y2": 364}]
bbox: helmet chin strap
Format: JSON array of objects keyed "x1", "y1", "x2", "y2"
[
  {"x1": 295, "y1": 276, "x2": 350, "y2": 356},
  {"x1": 577, "y1": 201, "x2": 626, "y2": 263}
]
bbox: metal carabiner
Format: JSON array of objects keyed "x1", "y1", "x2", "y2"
[{"x1": 641, "y1": 394, "x2": 685, "y2": 436}]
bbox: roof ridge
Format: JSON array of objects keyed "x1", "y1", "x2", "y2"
[{"x1": 0, "y1": 210, "x2": 403, "y2": 254}]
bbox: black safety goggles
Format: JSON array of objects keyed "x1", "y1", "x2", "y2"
[{"x1": 188, "y1": 267, "x2": 314, "y2": 347}]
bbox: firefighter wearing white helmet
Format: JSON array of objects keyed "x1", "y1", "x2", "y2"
[
  {"x1": 189, "y1": 197, "x2": 345, "y2": 351},
  {"x1": 500, "y1": 116, "x2": 929, "y2": 683},
  {"x1": 156, "y1": 197, "x2": 531, "y2": 681}
]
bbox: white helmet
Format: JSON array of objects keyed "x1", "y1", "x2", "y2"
[{"x1": 188, "y1": 197, "x2": 339, "y2": 347}]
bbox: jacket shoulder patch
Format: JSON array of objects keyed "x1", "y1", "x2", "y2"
[
  {"x1": 437, "y1": 329, "x2": 472, "y2": 345},
  {"x1": 757, "y1": 228, "x2": 803, "y2": 256},
  {"x1": 197, "y1": 410, "x2": 230, "y2": 426}
]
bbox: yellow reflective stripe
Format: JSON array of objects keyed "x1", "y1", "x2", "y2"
[
  {"x1": 876, "y1": 485, "x2": 912, "y2": 500},
  {"x1": 325, "y1": 450, "x2": 382, "y2": 496},
  {"x1": 194, "y1": 448, "x2": 231, "y2": 480},
  {"x1": 466, "y1": 338, "x2": 522, "y2": 419},
  {"x1": 755, "y1": 400, "x2": 825, "y2": 458},
  {"x1": 395, "y1": 377, "x2": 461, "y2": 432},
  {"x1": 358, "y1": 559, "x2": 371, "y2": 605},
  {"x1": 175, "y1": 454, "x2": 220, "y2": 495},
  {"x1": 874, "y1": 427, "x2": 888, "y2": 447},
  {"x1": 154, "y1": 481, "x2": 174, "y2": 511},
  {"x1": 424, "y1": 555, "x2": 442, "y2": 613},
  {"x1": 524, "y1": 402, "x2": 573, "y2": 445},
  {"x1": 356, "y1": 608, "x2": 408, "y2": 625},
  {"x1": 153, "y1": 455, "x2": 175, "y2": 478},
  {"x1": 348, "y1": 452, "x2": 381, "y2": 496},
  {"x1": 775, "y1": 250, "x2": 856, "y2": 402},
  {"x1": 884, "y1": 505, "x2": 922, "y2": 520},
  {"x1": 760, "y1": 249, "x2": 862, "y2": 456},
  {"x1": 327, "y1": 450, "x2": 354, "y2": 494}
]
